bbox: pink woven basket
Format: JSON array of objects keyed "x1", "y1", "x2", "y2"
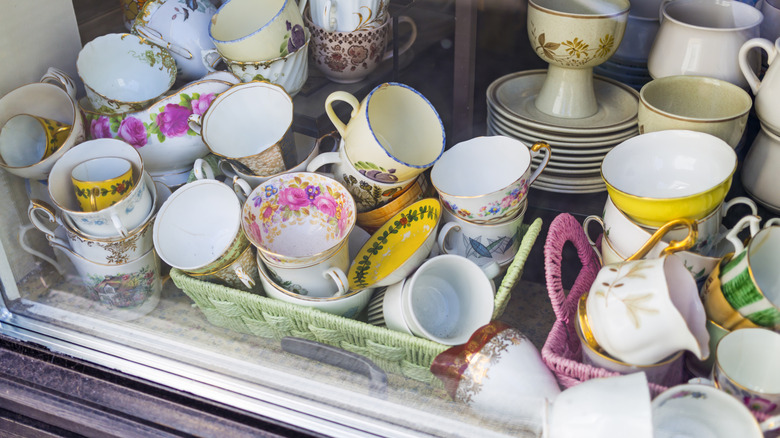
[{"x1": 540, "y1": 212, "x2": 672, "y2": 397}]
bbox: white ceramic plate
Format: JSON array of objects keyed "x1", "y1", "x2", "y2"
[
  {"x1": 531, "y1": 181, "x2": 607, "y2": 194},
  {"x1": 487, "y1": 70, "x2": 640, "y2": 134},
  {"x1": 487, "y1": 116, "x2": 635, "y2": 151}
]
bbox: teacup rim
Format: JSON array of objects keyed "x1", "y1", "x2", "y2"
[
  {"x1": 528, "y1": 0, "x2": 630, "y2": 18},
  {"x1": 639, "y1": 75, "x2": 752, "y2": 123},
  {"x1": 714, "y1": 327, "x2": 780, "y2": 396},
  {"x1": 662, "y1": 0, "x2": 764, "y2": 32}
]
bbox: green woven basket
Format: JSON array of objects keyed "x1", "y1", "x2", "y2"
[{"x1": 170, "y1": 217, "x2": 542, "y2": 385}]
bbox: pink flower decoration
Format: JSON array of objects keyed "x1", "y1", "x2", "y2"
[
  {"x1": 155, "y1": 104, "x2": 191, "y2": 137},
  {"x1": 191, "y1": 93, "x2": 216, "y2": 116},
  {"x1": 90, "y1": 116, "x2": 112, "y2": 139},
  {"x1": 249, "y1": 222, "x2": 263, "y2": 243},
  {"x1": 262, "y1": 205, "x2": 275, "y2": 220},
  {"x1": 278, "y1": 187, "x2": 310, "y2": 210},
  {"x1": 117, "y1": 117, "x2": 148, "y2": 147},
  {"x1": 312, "y1": 194, "x2": 338, "y2": 218}
]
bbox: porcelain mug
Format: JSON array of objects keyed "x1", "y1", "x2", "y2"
[
  {"x1": 258, "y1": 238, "x2": 349, "y2": 297},
  {"x1": 71, "y1": 157, "x2": 136, "y2": 212},
  {"x1": 742, "y1": 124, "x2": 780, "y2": 214},
  {"x1": 189, "y1": 81, "x2": 296, "y2": 176},
  {"x1": 0, "y1": 67, "x2": 85, "y2": 181},
  {"x1": 718, "y1": 216, "x2": 780, "y2": 329},
  {"x1": 401, "y1": 254, "x2": 498, "y2": 346},
  {"x1": 0, "y1": 114, "x2": 71, "y2": 167},
  {"x1": 310, "y1": 0, "x2": 388, "y2": 32},
  {"x1": 438, "y1": 200, "x2": 527, "y2": 268},
  {"x1": 648, "y1": 0, "x2": 762, "y2": 88},
  {"x1": 306, "y1": 139, "x2": 416, "y2": 212},
  {"x1": 46, "y1": 139, "x2": 153, "y2": 237},
  {"x1": 325, "y1": 82, "x2": 445, "y2": 182},
  {"x1": 208, "y1": 0, "x2": 307, "y2": 62},
  {"x1": 740, "y1": 37, "x2": 780, "y2": 135},
  {"x1": 713, "y1": 328, "x2": 780, "y2": 416},
  {"x1": 306, "y1": 14, "x2": 417, "y2": 84}
]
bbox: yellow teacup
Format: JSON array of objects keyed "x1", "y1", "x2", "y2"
[
  {"x1": 71, "y1": 157, "x2": 135, "y2": 212},
  {"x1": 0, "y1": 113, "x2": 71, "y2": 167}
]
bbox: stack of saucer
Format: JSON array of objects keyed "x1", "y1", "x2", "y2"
[{"x1": 486, "y1": 69, "x2": 639, "y2": 194}]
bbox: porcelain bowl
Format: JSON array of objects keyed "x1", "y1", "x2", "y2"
[
  {"x1": 77, "y1": 33, "x2": 177, "y2": 115},
  {"x1": 601, "y1": 130, "x2": 737, "y2": 227},
  {"x1": 241, "y1": 172, "x2": 356, "y2": 266}
]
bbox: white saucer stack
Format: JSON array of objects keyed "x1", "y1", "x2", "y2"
[{"x1": 486, "y1": 69, "x2": 639, "y2": 194}]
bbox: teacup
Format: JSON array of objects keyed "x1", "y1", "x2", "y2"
[
  {"x1": 132, "y1": 0, "x2": 218, "y2": 81},
  {"x1": 701, "y1": 254, "x2": 763, "y2": 331},
  {"x1": 256, "y1": 257, "x2": 374, "y2": 319},
  {"x1": 189, "y1": 81, "x2": 296, "y2": 176},
  {"x1": 0, "y1": 114, "x2": 71, "y2": 167},
  {"x1": 714, "y1": 328, "x2": 780, "y2": 416},
  {"x1": 742, "y1": 124, "x2": 780, "y2": 214},
  {"x1": 46, "y1": 139, "x2": 153, "y2": 237},
  {"x1": 48, "y1": 242, "x2": 162, "y2": 320},
  {"x1": 241, "y1": 172, "x2": 356, "y2": 266},
  {"x1": 310, "y1": 0, "x2": 388, "y2": 32},
  {"x1": 719, "y1": 217, "x2": 780, "y2": 329},
  {"x1": 257, "y1": 237, "x2": 349, "y2": 297},
  {"x1": 354, "y1": 173, "x2": 429, "y2": 233},
  {"x1": 438, "y1": 199, "x2": 527, "y2": 267},
  {"x1": 740, "y1": 37, "x2": 780, "y2": 136},
  {"x1": 545, "y1": 373, "x2": 653, "y2": 438},
  {"x1": 306, "y1": 139, "x2": 416, "y2": 213},
  {"x1": 0, "y1": 68, "x2": 85, "y2": 180},
  {"x1": 638, "y1": 75, "x2": 752, "y2": 148},
  {"x1": 401, "y1": 254, "x2": 498, "y2": 345},
  {"x1": 208, "y1": 0, "x2": 307, "y2": 62},
  {"x1": 431, "y1": 136, "x2": 550, "y2": 223},
  {"x1": 325, "y1": 82, "x2": 445, "y2": 182},
  {"x1": 652, "y1": 384, "x2": 766, "y2": 438},
  {"x1": 306, "y1": 13, "x2": 417, "y2": 84},
  {"x1": 71, "y1": 157, "x2": 135, "y2": 212},
  {"x1": 76, "y1": 33, "x2": 177, "y2": 115},
  {"x1": 202, "y1": 30, "x2": 310, "y2": 96},
  {"x1": 584, "y1": 219, "x2": 710, "y2": 365},
  {"x1": 190, "y1": 244, "x2": 259, "y2": 291},
  {"x1": 153, "y1": 178, "x2": 250, "y2": 274},
  {"x1": 648, "y1": 0, "x2": 762, "y2": 88},
  {"x1": 431, "y1": 321, "x2": 561, "y2": 430}
]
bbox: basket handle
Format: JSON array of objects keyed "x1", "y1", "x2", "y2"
[
  {"x1": 544, "y1": 213, "x2": 601, "y2": 324},
  {"x1": 281, "y1": 337, "x2": 388, "y2": 398}
]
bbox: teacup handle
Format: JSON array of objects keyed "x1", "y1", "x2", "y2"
[
  {"x1": 201, "y1": 49, "x2": 223, "y2": 73},
  {"x1": 581, "y1": 215, "x2": 605, "y2": 266},
  {"x1": 321, "y1": 0, "x2": 336, "y2": 32},
  {"x1": 324, "y1": 267, "x2": 349, "y2": 297},
  {"x1": 526, "y1": 142, "x2": 552, "y2": 187},
  {"x1": 306, "y1": 151, "x2": 341, "y2": 173},
  {"x1": 232, "y1": 176, "x2": 252, "y2": 204},
  {"x1": 27, "y1": 199, "x2": 60, "y2": 239},
  {"x1": 725, "y1": 215, "x2": 761, "y2": 254},
  {"x1": 110, "y1": 213, "x2": 130, "y2": 238},
  {"x1": 18, "y1": 224, "x2": 65, "y2": 275},
  {"x1": 193, "y1": 158, "x2": 215, "y2": 180},
  {"x1": 721, "y1": 196, "x2": 758, "y2": 218},
  {"x1": 218, "y1": 159, "x2": 238, "y2": 179},
  {"x1": 134, "y1": 25, "x2": 193, "y2": 59},
  {"x1": 187, "y1": 114, "x2": 203, "y2": 134},
  {"x1": 437, "y1": 222, "x2": 461, "y2": 255},
  {"x1": 739, "y1": 37, "x2": 778, "y2": 95},
  {"x1": 381, "y1": 16, "x2": 417, "y2": 62},
  {"x1": 626, "y1": 218, "x2": 698, "y2": 260},
  {"x1": 325, "y1": 91, "x2": 360, "y2": 139},
  {"x1": 764, "y1": 217, "x2": 780, "y2": 228},
  {"x1": 40, "y1": 67, "x2": 77, "y2": 100},
  {"x1": 233, "y1": 265, "x2": 256, "y2": 289}
]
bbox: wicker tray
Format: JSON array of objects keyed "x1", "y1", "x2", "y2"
[{"x1": 171, "y1": 217, "x2": 543, "y2": 385}]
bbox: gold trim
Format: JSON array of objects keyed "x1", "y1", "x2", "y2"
[
  {"x1": 188, "y1": 244, "x2": 255, "y2": 277},
  {"x1": 626, "y1": 218, "x2": 698, "y2": 260},
  {"x1": 714, "y1": 329, "x2": 780, "y2": 396}
]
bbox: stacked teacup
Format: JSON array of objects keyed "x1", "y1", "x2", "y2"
[
  {"x1": 204, "y1": 0, "x2": 310, "y2": 96},
  {"x1": 430, "y1": 135, "x2": 550, "y2": 271},
  {"x1": 304, "y1": 0, "x2": 417, "y2": 84},
  {"x1": 28, "y1": 139, "x2": 162, "y2": 319},
  {"x1": 308, "y1": 82, "x2": 445, "y2": 230}
]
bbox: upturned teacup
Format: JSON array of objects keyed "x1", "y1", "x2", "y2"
[
  {"x1": 241, "y1": 172, "x2": 356, "y2": 267},
  {"x1": 0, "y1": 114, "x2": 71, "y2": 167},
  {"x1": 189, "y1": 81, "x2": 296, "y2": 176},
  {"x1": 306, "y1": 138, "x2": 415, "y2": 213},
  {"x1": 431, "y1": 135, "x2": 550, "y2": 223},
  {"x1": 208, "y1": 0, "x2": 307, "y2": 62},
  {"x1": 0, "y1": 68, "x2": 85, "y2": 181},
  {"x1": 325, "y1": 82, "x2": 445, "y2": 182},
  {"x1": 77, "y1": 33, "x2": 177, "y2": 115},
  {"x1": 306, "y1": 13, "x2": 417, "y2": 84},
  {"x1": 638, "y1": 75, "x2": 752, "y2": 148}
]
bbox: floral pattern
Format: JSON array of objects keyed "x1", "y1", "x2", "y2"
[
  {"x1": 86, "y1": 265, "x2": 156, "y2": 309},
  {"x1": 308, "y1": 18, "x2": 389, "y2": 81},
  {"x1": 718, "y1": 373, "x2": 780, "y2": 415},
  {"x1": 443, "y1": 182, "x2": 527, "y2": 222},
  {"x1": 340, "y1": 172, "x2": 405, "y2": 212},
  {"x1": 281, "y1": 20, "x2": 307, "y2": 57},
  {"x1": 530, "y1": 25, "x2": 615, "y2": 67},
  {"x1": 74, "y1": 178, "x2": 134, "y2": 208}
]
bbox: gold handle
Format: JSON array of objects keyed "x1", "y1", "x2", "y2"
[
  {"x1": 578, "y1": 292, "x2": 600, "y2": 351},
  {"x1": 89, "y1": 187, "x2": 100, "y2": 212},
  {"x1": 626, "y1": 218, "x2": 698, "y2": 261}
]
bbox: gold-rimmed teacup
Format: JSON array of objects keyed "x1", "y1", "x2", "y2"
[
  {"x1": 189, "y1": 245, "x2": 259, "y2": 291},
  {"x1": 71, "y1": 157, "x2": 136, "y2": 212},
  {"x1": 0, "y1": 113, "x2": 71, "y2": 167}
]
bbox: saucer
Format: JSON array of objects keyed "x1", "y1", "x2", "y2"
[
  {"x1": 532, "y1": 180, "x2": 606, "y2": 194},
  {"x1": 487, "y1": 70, "x2": 640, "y2": 134},
  {"x1": 488, "y1": 116, "x2": 635, "y2": 150}
]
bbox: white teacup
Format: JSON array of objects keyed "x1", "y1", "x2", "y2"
[
  {"x1": 648, "y1": 0, "x2": 762, "y2": 88},
  {"x1": 400, "y1": 254, "x2": 498, "y2": 345},
  {"x1": 742, "y1": 124, "x2": 780, "y2": 214},
  {"x1": 740, "y1": 37, "x2": 780, "y2": 136},
  {"x1": 438, "y1": 200, "x2": 527, "y2": 268},
  {"x1": 208, "y1": 0, "x2": 307, "y2": 62},
  {"x1": 325, "y1": 82, "x2": 445, "y2": 182},
  {"x1": 310, "y1": 0, "x2": 388, "y2": 32}
]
